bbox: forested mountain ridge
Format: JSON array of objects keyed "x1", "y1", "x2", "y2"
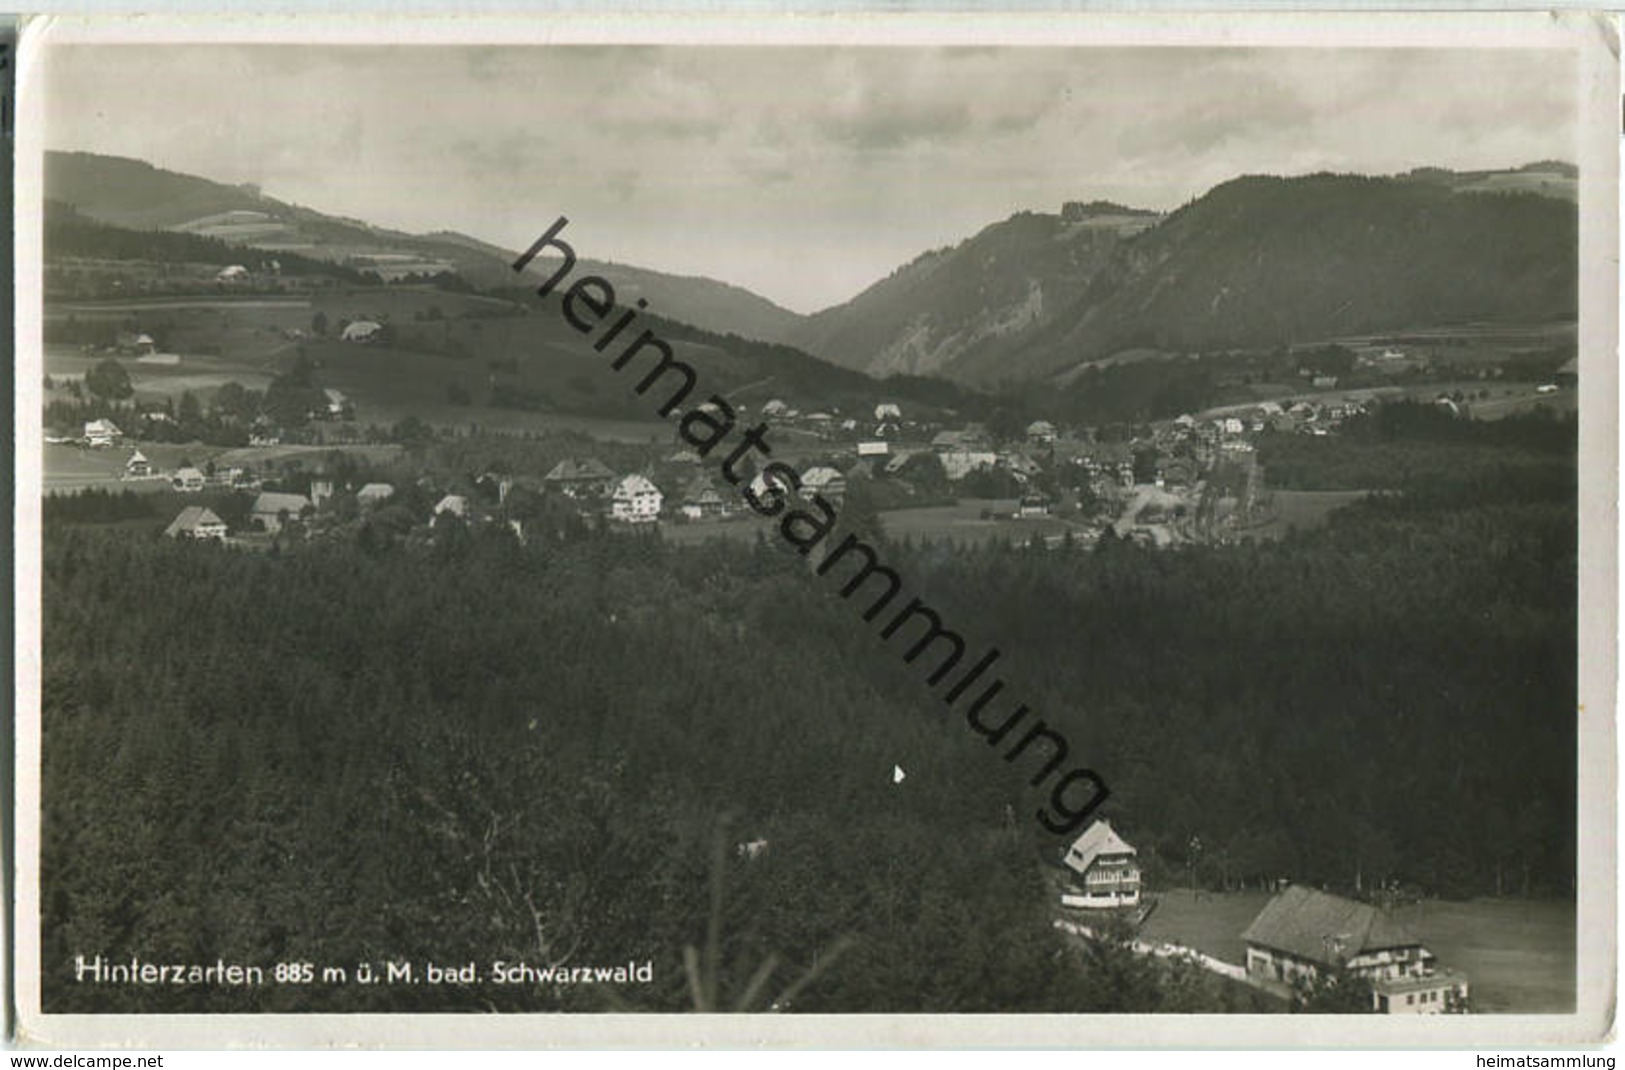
[
  {"x1": 46, "y1": 151, "x2": 807, "y2": 344},
  {"x1": 988, "y1": 173, "x2": 1577, "y2": 384},
  {"x1": 799, "y1": 168, "x2": 1577, "y2": 386},
  {"x1": 790, "y1": 205, "x2": 1160, "y2": 377}
]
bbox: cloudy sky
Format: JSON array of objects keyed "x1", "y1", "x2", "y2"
[{"x1": 41, "y1": 43, "x2": 1577, "y2": 312}]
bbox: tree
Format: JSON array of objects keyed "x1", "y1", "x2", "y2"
[
  {"x1": 85, "y1": 358, "x2": 133, "y2": 400},
  {"x1": 178, "y1": 390, "x2": 204, "y2": 431},
  {"x1": 311, "y1": 310, "x2": 329, "y2": 337}
]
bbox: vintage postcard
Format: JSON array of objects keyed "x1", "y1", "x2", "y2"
[{"x1": 9, "y1": 12, "x2": 1617, "y2": 1050}]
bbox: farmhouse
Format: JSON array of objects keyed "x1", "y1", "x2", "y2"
[
  {"x1": 1017, "y1": 492, "x2": 1052, "y2": 518},
  {"x1": 679, "y1": 477, "x2": 726, "y2": 521},
  {"x1": 124, "y1": 450, "x2": 153, "y2": 479},
  {"x1": 320, "y1": 388, "x2": 353, "y2": 420},
  {"x1": 170, "y1": 467, "x2": 207, "y2": 493},
  {"x1": 251, "y1": 492, "x2": 313, "y2": 534},
  {"x1": 434, "y1": 495, "x2": 470, "y2": 520},
  {"x1": 84, "y1": 419, "x2": 122, "y2": 448},
  {"x1": 117, "y1": 332, "x2": 156, "y2": 356},
  {"x1": 800, "y1": 466, "x2": 847, "y2": 504},
  {"x1": 1060, "y1": 819, "x2": 1141, "y2": 909},
  {"x1": 164, "y1": 506, "x2": 228, "y2": 541},
  {"x1": 356, "y1": 482, "x2": 396, "y2": 508},
  {"x1": 1241, "y1": 886, "x2": 1469, "y2": 1013},
  {"x1": 1026, "y1": 420, "x2": 1058, "y2": 446},
  {"x1": 341, "y1": 320, "x2": 384, "y2": 343},
  {"x1": 544, "y1": 457, "x2": 615, "y2": 499},
  {"x1": 610, "y1": 474, "x2": 663, "y2": 523},
  {"x1": 1555, "y1": 356, "x2": 1578, "y2": 389},
  {"x1": 939, "y1": 449, "x2": 999, "y2": 482}
]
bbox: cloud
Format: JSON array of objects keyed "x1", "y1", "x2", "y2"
[{"x1": 40, "y1": 42, "x2": 1580, "y2": 312}]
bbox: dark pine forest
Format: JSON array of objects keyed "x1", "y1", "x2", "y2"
[{"x1": 40, "y1": 411, "x2": 1576, "y2": 1013}]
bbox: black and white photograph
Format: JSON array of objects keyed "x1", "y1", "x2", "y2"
[{"x1": 11, "y1": 12, "x2": 1617, "y2": 1049}]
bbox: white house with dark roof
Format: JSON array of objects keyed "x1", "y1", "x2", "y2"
[
  {"x1": 1241, "y1": 885, "x2": 1468, "y2": 1013},
  {"x1": 1060, "y1": 819, "x2": 1141, "y2": 909},
  {"x1": 610, "y1": 474, "x2": 662, "y2": 523}
]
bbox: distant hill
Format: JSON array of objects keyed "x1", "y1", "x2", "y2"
[
  {"x1": 992, "y1": 172, "x2": 1577, "y2": 384},
  {"x1": 45, "y1": 151, "x2": 806, "y2": 345},
  {"x1": 791, "y1": 205, "x2": 1160, "y2": 377},
  {"x1": 799, "y1": 167, "x2": 1577, "y2": 386}
]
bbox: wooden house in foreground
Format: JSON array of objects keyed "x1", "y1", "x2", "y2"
[
  {"x1": 1060, "y1": 819, "x2": 1141, "y2": 910},
  {"x1": 1241, "y1": 885, "x2": 1469, "y2": 1013}
]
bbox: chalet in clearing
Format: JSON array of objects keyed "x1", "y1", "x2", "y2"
[
  {"x1": 1060, "y1": 819, "x2": 1141, "y2": 910},
  {"x1": 124, "y1": 450, "x2": 153, "y2": 479},
  {"x1": 1241, "y1": 886, "x2": 1469, "y2": 1014},
  {"x1": 164, "y1": 506, "x2": 227, "y2": 541}
]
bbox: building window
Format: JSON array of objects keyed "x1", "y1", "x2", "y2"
[{"x1": 1406, "y1": 995, "x2": 1414, "y2": 1005}]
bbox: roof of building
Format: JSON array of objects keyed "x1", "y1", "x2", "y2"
[
  {"x1": 802, "y1": 465, "x2": 845, "y2": 488},
  {"x1": 356, "y1": 482, "x2": 395, "y2": 501},
  {"x1": 435, "y1": 494, "x2": 469, "y2": 516},
  {"x1": 1062, "y1": 819, "x2": 1136, "y2": 877},
  {"x1": 613, "y1": 474, "x2": 661, "y2": 498},
  {"x1": 252, "y1": 492, "x2": 312, "y2": 515},
  {"x1": 1557, "y1": 356, "x2": 1578, "y2": 376},
  {"x1": 1241, "y1": 886, "x2": 1423, "y2": 966},
  {"x1": 172, "y1": 466, "x2": 206, "y2": 481},
  {"x1": 682, "y1": 476, "x2": 724, "y2": 502},
  {"x1": 126, "y1": 450, "x2": 149, "y2": 464},
  {"x1": 164, "y1": 506, "x2": 225, "y2": 538},
  {"x1": 544, "y1": 457, "x2": 614, "y2": 483},
  {"x1": 85, "y1": 419, "x2": 121, "y2": 434}
]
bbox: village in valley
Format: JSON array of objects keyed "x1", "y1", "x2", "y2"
[{"x1": 46, "y1": 315, "x2": 1575, "y2": 557}]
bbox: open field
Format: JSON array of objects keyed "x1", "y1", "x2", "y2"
[
  {"x1": 880, "y1": 499, "x2": 1081, "y2": 546},
  {"x1": 42, "y1": 441, "x2": 408, "y2": 493},
  {"x1": 1138, "y1": 889, "x2": 1574, "y2": 1014},
  {"x1": 1242, "y1": 489, "x2": 1369, "y2": 540}
]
